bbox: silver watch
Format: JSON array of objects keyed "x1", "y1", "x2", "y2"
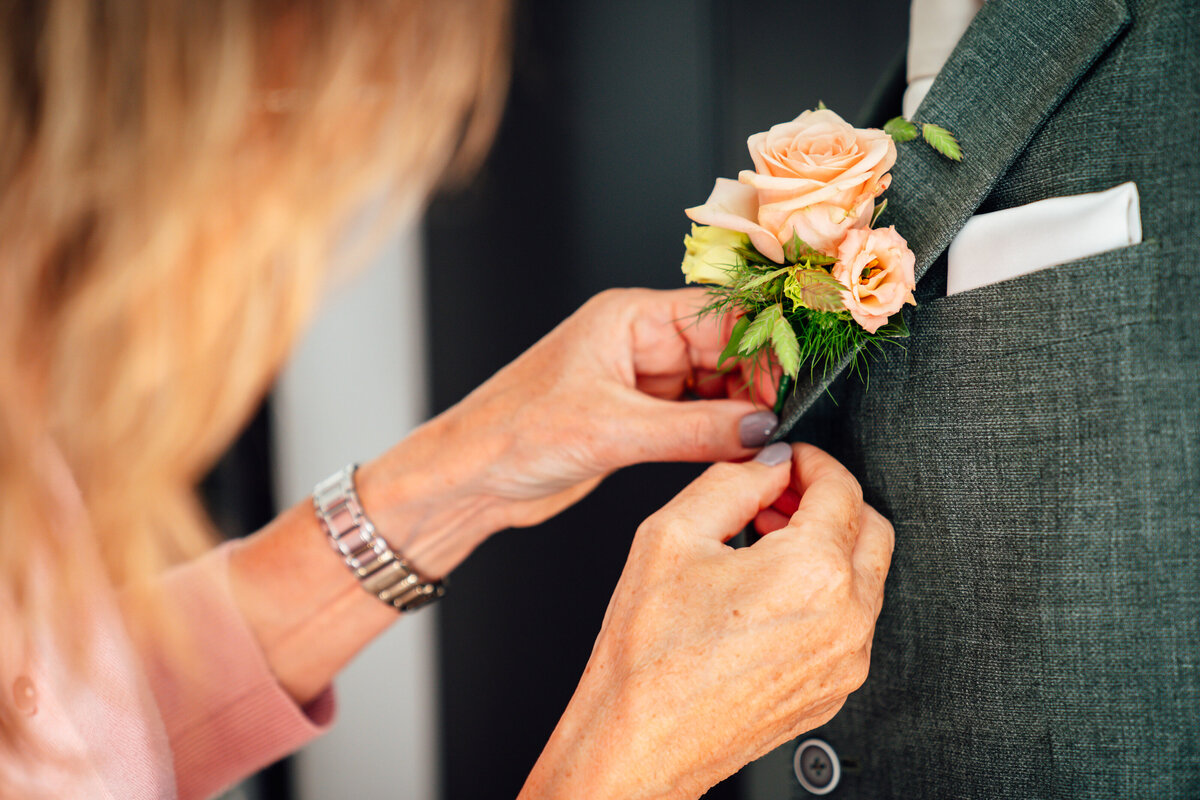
[{"x1": 312, "y1": 464, "x2": 446, "y2": 613}]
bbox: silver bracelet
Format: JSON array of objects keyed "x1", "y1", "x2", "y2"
[{"x1": 312, "y1": 464, "x2": 446, "y2": 613}]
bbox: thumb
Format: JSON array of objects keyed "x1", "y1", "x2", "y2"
[
  {"x1": 648, "y1": 443, "x2": 794, "y2": 544},
  {"x1": 619, "y1": 392, "x2": 781, "y2": 465}
]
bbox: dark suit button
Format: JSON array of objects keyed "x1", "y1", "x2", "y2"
[
  {"x1": 12, "y1": 676, "x2": 37, "y2": 716},
  {"x1": 794, "y1": 738, "x2": 840, "y2": 794}
]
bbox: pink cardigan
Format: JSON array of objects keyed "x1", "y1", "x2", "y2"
[{"x1": 6, "y1": 544, "x2": 334, "y2": 799}]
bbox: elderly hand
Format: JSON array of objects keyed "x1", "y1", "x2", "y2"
[
  {"x1": 354, "y1": 286, "x2": 794, "y2": 581},
  {"x1": 519, "y1": 443, "x2": 894, "y2": 800},
  {"x1": 361, "y1": 288, "x2": 782, "y2": 575},
  {"x1": 446, "y1": 287, "x2": 779, "y2": 523}
]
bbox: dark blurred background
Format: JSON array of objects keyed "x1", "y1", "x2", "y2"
[{"x1": 206, "y1": 1, "x2": 908, "y2": 798}]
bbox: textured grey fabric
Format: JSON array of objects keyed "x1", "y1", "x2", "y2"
[{"x1": 771, "y1": 0, "x2": 1200, "y2": 795}]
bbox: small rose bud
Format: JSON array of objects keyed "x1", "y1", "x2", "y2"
[{"x1": 681, "y1": 224, "x2": 749, "y2": 286}]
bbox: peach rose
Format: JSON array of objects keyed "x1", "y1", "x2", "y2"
[
  {"x1": 831, "y1": 226, "x2": 916, "y2": 334},
  {"x1": 686, "y1": 109, "x2": 895, "y2": 262},
  {"x1": 684, "y1": 178, "x2": 786, "y2": 263}
]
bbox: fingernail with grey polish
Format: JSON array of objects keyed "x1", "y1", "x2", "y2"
[
  {"x1": 739, "y1": 410, "x2": 779, "y2": 448},
  {"x1": 753, "y1": 442, "x2": 792, "y2": 466}
]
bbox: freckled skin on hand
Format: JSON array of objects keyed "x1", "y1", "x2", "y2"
[{"x1": 519, "y1": 443, "x2": 894, "y2": 800}]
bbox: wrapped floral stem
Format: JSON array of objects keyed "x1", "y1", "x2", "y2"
[{"x1": 772, "y1": 374, "x2": 793, "y2": 417}]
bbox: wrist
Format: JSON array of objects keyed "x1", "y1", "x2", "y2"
[
  {"x1": 355, "y1": 413, "x2": 515, "y2": 579},
  {"x1": 521, "y1": 670, "x2": 699, "y2": 800}
]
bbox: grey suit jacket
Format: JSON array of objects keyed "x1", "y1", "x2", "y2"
[{"x1": 769, "y1": 0, "x2": 1199, "y2": 795}]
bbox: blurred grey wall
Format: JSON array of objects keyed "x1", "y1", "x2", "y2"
[{"x1": 271, "y1": 225, "x2": 440, "y2": 800}]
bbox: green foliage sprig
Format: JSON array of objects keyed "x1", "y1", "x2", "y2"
[
  {"x1": 885, "y1": 116, "x2": 963, "y2": 161},
  {"x1": 700, "y1": 231, "x2": 909, "y2": 406}
]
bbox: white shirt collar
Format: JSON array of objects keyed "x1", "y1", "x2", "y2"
[{"x1": 903, "y1": 0, "x2": 985, "y2": 118}]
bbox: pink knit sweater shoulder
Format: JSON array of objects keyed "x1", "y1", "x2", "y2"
[{"x1": 4, "y1": 543, "x2": 334, "y2": 799}]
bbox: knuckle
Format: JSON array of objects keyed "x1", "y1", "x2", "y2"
[
  {"x1": 660, "y1": 516, "x2": 693, "y2": 546},
  {"x1": 879, "y1": 516, "x2": 897, "y2": 552},
  {"x1": 792, "y1": 442, "x2": 825, "y2": 466},
  {"x1": 632, "y1": 519, "x2": 686, "y2": 568},
  {"x1": 813, "y1": 481, "x2": 861, "y2": 532},
  {"x1": 649, "y1": 513, "x2": 694, "y2": 550},
  {"x1": 858, "y1": 562, "x2": 890, "y2": 598},
  {"x1": 845, "y1": 650, "x2": 872, "y2": 692},
  {"x1": 855, "y1": 606, "x2": 880, "y2": 641},
  {"x1": 865, "y1": 502, "x2": 893, "y2": 531},
  {"x1": 840, "y1": 473, "x2": 864, "y2": 506},
  {"x1": 583, "y1": 287, "x2": 628, "y2": 315},
  {"x1": 838, "y1": 504, "x2": 861, "y2": 537},
  {"x1": 808, "y1": 542, "x2": 853, "y2": 586},
  {"x1": 822, "y1": 630, "x2": 854, "y2": 664},
  {"x1": 635, "y1": 512, "x2": 674, "y2": 544},
  {"x1": 594, "y1": 287, "x2": 627, "y2": 304},
  {"x1": 826, "y1": 695, "x2": 849, "y2": 720},
  {"x1": 633, "y1": 519, "x2": 661, "y2": 546}
]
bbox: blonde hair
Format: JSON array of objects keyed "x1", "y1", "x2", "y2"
[{"x1": 0, "y1": 0, "x2": 509, "y2": 749}]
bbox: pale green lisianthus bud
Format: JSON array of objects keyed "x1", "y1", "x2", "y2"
[{"x1": 681, "y1": 224, "x2": 749, "y2": 285}]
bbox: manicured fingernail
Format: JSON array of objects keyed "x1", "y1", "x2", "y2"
[
  {"x1": 753, "y1": 442, "x2": 792, "y2": 466},
  {"x1": 739, "y1": 410, "x2": 779, "y2": 448}
]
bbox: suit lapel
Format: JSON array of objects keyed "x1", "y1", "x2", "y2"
[{"x1": 775, "y1": 0, "x2": 1131, "y2": 438}]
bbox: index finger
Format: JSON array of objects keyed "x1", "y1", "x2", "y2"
[
  {"x1": 649, "y1": 447, "x2": 793, "y2": 547},
  {"x1": 656, "y1": 290, "x2": 778, "y2": 404},
  {"x1": 632, "y1": 288, "x2": 746, "y2": 372},
  {"x1": 776, "y1": 443, "x2": 865, "y2": 554}
]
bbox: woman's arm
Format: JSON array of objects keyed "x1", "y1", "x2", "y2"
[
  {"x1": 135, "y1": 440, "x2": 887, "y2": 800},
  {"x1": 225, "y1": 411, "x2": 517, "y2": 706},
  {"x1": 227, "y1": 287, "x2": 783, "y2": 705},
  {"x1": 125, "y1": 424, "x2": 506, "y2": 799},
  {"x1": 139, "y1": 287, "x2": 889, "y2": 798}
]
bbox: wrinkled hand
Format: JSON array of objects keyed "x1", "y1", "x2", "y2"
[
  {"x1": 520, "y1": 443, "x2": 894, "y2": 800},
  {"x1": 438, "y1": 287, "x2": 779, "y2": 527}
]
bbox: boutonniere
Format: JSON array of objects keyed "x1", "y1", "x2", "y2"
[{"x1": 681, "y1": 106, "x2": 961, "y2": 411}]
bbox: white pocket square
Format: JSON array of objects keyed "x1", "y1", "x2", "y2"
[{"x1": 946, "y1": 182, "x2": 1142, "y2": 296}]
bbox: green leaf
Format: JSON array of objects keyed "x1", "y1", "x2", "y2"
[
  {"x1": 798, "y1": 251, "x2": 837, "y2": 268},
  {"x1": 770, "y1": 310, "x2": 801, "y2": 377},
  {"x1": 783, "y1": 230, "x2": 804, "y2": 263},
  {"x1": 884, "y1": 116, "x2": 918, "y2": 142},
  {"x1": 875, "y1": 310, "x2": 910, "y2": 338},
  {"x1": 717, "y1": 315, "x2": 750, "y2": 368},
  {"x1": 784, "y1": 268, "x2": 846, "y2": 313},
  {"x1": 783, "y1": 230, "x2": 836, "y2": 266},
  {"x1": 922, "y1": 123, "x2": 963, "y2": 161},
  {"x1": 738, "y1": 308, "x2": 776, "y2": 355},
  {"x1": 740, "y1": 266, "x2": 789, "y2": 291},
  {"x1": 816, "y1": 99, "x2": 828, "y2": 111},
  {"x1": 870, "y1": 198, "x2": 888, "y2": 227},
  {"x1": 732, "y1": 245, "x2": 776, "y2": 267}
]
